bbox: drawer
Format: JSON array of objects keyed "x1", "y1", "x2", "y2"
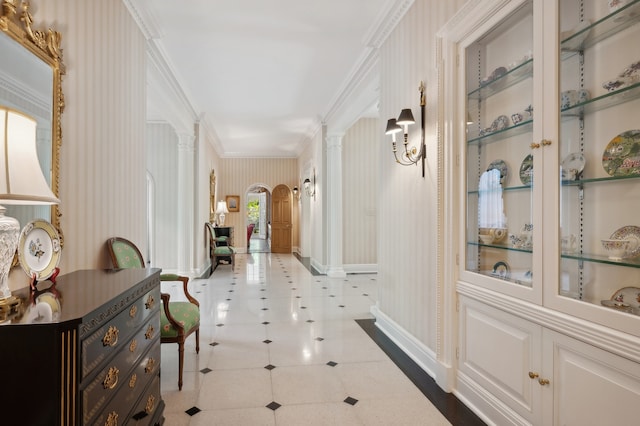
[
  {"x1": 83, "y1": 313, "x2": 160, "y2": 425},
  {"x1": 126, "y1": 375, "x2": 163, "y2": 425},
  {"x1": 90, "y1": 341, "x2": 161, "y2": 426},
  {"x1": 82, "y1": 287, "x2": 160, "y2": 379}
]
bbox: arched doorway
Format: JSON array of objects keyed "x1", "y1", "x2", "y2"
[{"x1": 245, "y1": 184, "x2": 271, "y2": 253}]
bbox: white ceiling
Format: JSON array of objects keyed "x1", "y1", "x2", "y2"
[{"x1": 131, "y1": 0, "x2": 391, "y2": 158}]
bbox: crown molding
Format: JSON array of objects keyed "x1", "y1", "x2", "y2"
[
  {"x1": 363, "y1": 0, "x2": 415, "y2": 49},
  {"x1": 122, "y1": 0, "x2": 163, "y2": 40}
]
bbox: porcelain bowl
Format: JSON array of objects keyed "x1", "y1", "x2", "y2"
[{"x1": 602, "y1": 239, "x2": 630, "y2": 260}]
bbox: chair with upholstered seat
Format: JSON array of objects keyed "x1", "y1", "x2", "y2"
[
  {"x1": 205, "y1": 222, "x2": 235, "y2": 273},
  {"x1": 107, "y1": 237, "x2": 199, "y2": 391}
]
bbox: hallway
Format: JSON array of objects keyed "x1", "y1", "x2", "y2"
[{"x1": 159, "y1": 252, "x2": 465, "y2": 425}]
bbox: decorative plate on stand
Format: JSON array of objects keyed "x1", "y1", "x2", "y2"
[
  {"x1": 519, "y1": 154, "x2": 533, "y2": 185},
  {"x1": 602, "y1": 130, "x2": 640, "y2": 176},
  {"x1": 609, "y1": 225, "x2": 640, "y2": 258},
  {"x1": 18, "y1": 219, "x2": 61, "y2": 281}
]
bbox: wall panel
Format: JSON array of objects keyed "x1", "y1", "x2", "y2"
[{"x1": 343, "y1": 118, "x2": 378, "y2": 267}]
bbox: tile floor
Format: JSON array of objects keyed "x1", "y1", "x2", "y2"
[{"x1": 159, "y1": 251, "x2": 453, "y2": 425}]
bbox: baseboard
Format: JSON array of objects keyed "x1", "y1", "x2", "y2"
[
  {"x1": 371, "y1": 305, "x2": 453, "y2": 392},
  {"x1": 343, "y1": 263, "x2": 377, "y2": 274}
]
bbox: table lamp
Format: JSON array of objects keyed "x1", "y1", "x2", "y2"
[
  {"x1": 0, "y1": 107, "x2": 60, "y2": 307},
  {"x1": 215, "y1": 201, "x2": 229, "y2": 226}
]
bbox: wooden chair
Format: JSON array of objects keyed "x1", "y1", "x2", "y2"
[
  {"x1": 106, "y1": 237, "x2": 199, "y2": 391},
  {"x1": 205, "y1": 222, "x2": 235, "y2": 273}
]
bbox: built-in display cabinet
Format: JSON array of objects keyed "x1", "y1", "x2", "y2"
[{"x1": 439, "y1": 0, "x2": 640, "y2": 423}]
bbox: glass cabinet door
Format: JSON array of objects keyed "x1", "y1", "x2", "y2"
[
  {"x1": 464, "y1": 0, "x2": 536, "y2": 295},
  {"x1": 557, "y1": 0, "x2": 640, "y2": 328}
]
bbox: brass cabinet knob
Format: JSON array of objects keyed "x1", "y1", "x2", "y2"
[
  {"x1": 539, "y1": 378, "x2": 550, "y2": 386},
  {"x1": 530, "y1": 142, "x2": 541, "y2": 149},
  {"x1": 542, "y1": 139, "x2": 552, "y2": 146},
  {"x1": 528, "y1": 371, "x2": 539, "y2": 379}
]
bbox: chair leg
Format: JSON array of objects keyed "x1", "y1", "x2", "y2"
[
  {"x1": 178, "y1": 340, "x2": 184, "y2": 391},
  {"x1": 195, "y1": 328, "x2": 200, "y2": 354}
]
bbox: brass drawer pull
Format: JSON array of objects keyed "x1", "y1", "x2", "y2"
[
  {"x1": 129, "y1": 305, "x2": 137, "y2": 318},
  {"x1": 105, "y1": 411, "x2": 118, "y2": 426},
  {"x1": 145, "y1": 357, "x2": 156, "y2": 374},
  {"x1": 145, "y1": 394, "x2": 156, "y2": 414},
  {"x1": 145, "y1": 294, "x2": 155, "y2": 310},
  {"x1": 129, "y1": 339, "x2": 137, "y2": 353},
  {"x1": 145, "y1": 324, "x2": 155, "y2": 340},
  {"x1": 102, "y1": 326, "x2": 119, "y2": 347},
  {"x1": 103, "y1": 366, "x2": 119, "y2": 390},
  {"x1": 129, "y1": 373, "x2": 137, "y2": 389}
]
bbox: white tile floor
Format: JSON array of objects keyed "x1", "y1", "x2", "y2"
[{"x1": 160, "y1": 252, "x2": 451, "y2": 425}]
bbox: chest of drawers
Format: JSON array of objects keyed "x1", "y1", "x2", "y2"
[{"x1": 0, "y1": 268, "x2": 164, "y2": 425}]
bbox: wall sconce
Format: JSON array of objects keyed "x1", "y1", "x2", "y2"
[
  {"x1": 292, "y1": 186, "x2": 299, "y2": 199},
  {"x1": 303, "y1": 171, "x2": 315, "y2": 198},
  {"x1": 385, "y1": 81, "x2": 426, "y2": 177}
]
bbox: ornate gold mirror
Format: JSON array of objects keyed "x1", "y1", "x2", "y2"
[{"x1": 0, "y1": 1, "x2": 64, "y2": 244}]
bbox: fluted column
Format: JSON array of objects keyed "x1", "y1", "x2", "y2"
[
  {"x1": 178, "y1": 133, "x2": 195, "y2": 272},
  {"x1": 326, "y1": 134, "x2": 346, "y2": 278}
]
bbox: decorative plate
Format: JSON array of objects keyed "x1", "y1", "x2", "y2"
[
  {"x1": 602, "y1": 130, "x2": 640, "y2": 176},
  {"x1": 491, "y1": 261, "x2": 510, "y2": 279},
  {"x1": 561, "y1": 152, "x2": 585, "y2": 181},
  {"x1": 18, "y1": 219, "x2": 61, "y2": 281},
  {"x1": 601, "y1": 287, "x2": 640, "y2": 311},
  {"x1": 487, "y1": 159, "x2": 508, "y2": 183},
  {"x1": 610, "y1": 225, "x2": 640, "y2": 258},
  {"x1": 489, "y1": 115, "x2": 510, "y2": 132},
  {"x1": 519, "y1": 154, "x2": 533, "y2": 185}
]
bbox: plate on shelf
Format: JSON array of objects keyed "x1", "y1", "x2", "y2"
[
  {"x1": 519, "y1": 154, "x2": 533, "y2": 185},
  {"x1": 604, "y1": 286, "x2": 640, "y2": 309},
  {"x1": 17, "y1": 219, "x2": 61, "y2": 281},
  {"x1": 561, "y1": 152, "x2": 585, "y2": 181},
  {"x1": 487, "y1": 159, "x2": 508, "y2": 183},
  {"x1": 609, "y1": 225, "x2": 640, "y2": 258},
  {"x1": 602, "y1": 129, "x2": 640, "y2": 176},
  {"x1": 491, "y1": 261, "x2": 510, "y2": 279}
]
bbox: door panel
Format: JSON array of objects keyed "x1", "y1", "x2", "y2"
[{"x1": 271, "y1": 185, "x2": 292, "y2": 253}]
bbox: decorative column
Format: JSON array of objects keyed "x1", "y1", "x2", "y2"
[
  {"x1": 326, "y1": 134, "x2": 346, "y2": 278},
  {"x1": 177, "y1": 133, "x2": 195, "y2": 272}
]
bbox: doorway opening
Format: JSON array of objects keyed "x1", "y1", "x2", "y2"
[{"x1": 246, "y1": 184, "x2": 271, "y2": 253}]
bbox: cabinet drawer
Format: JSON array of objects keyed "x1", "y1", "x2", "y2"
[
  {"x1": 90, "y1": 341, "x2": 161, "y2": 426},
  {"x1": 83, "y1": 313, "x2": 160, "y2": 425},
  {"x1": 126, "y1": 375, "x2": 162, "y2": 425},
  {"x1": 82, "y1": 288, "x2": 160, "y2": 379}
]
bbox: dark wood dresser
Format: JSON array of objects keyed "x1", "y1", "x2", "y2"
[{"x1": 0, "y1": 268, "x2": 165, "y2": 425}]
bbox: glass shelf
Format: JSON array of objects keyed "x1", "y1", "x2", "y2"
[
  {"x1": 561, "y1": 0, "x2": 640, "y2": 53},
  {"x1": 468, "y1": 241, "x2": 533, "y2": 254},
  {"x1": 562, "y1": 252, "x2": 640, "y2": 268},
  {"x1": 467, "y1": 119, "x2": 533, "y2": 146},
  {"x1": 467, "y1": 59, "x2": 533, "y2": 100},
  {"x1": 468, "y1": 184, "x2": 532, "y2": 195},
  {"x1": 562, "y1": 174, "x2": 640, "y2": 186},
  {"x1": 561, "y1": 82, "x2": 640, "y2": 118}
]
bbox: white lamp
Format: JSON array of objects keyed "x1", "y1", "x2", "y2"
[
  {"x1": 215, "y1": 200, "x2": 229, "y2": 226},
  {"x1": 0, "y1": 107, "x2": 59, "y2": 304}
]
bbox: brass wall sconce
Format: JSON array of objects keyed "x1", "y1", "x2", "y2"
[
  {"x1": 385, "y1": 81, "x2": 426, "y2": 177},
  {"x1": 303, "y1": 171, "x2": 315, "y2": 198}
]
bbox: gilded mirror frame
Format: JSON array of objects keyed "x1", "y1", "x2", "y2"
[{"x1": 0, "y1": 1, "x2": 65, "y2": 245}]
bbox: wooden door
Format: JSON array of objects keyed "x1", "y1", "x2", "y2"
[{"x1": 271, "y1": 184, "x2": 292, "y2": 253}]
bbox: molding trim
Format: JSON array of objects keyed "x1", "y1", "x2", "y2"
[
  {"x1": 122, "y1": 0, "x2": 163, "y2": 39},
  {"x1": 343, "y1": 264, "x2": 377, "y2": 274},
  {"x1": 457, "y1": 281, "x2": 640, "y2": 364},
  {"x1": 363, "y1": 0, "x2": 416, "y2": 49},
  {"x1": 371, "y1": 305, "x2": 453, "y2": 391}
]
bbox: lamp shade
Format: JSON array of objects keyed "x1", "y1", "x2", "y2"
[
  {"x1": 0, "y1": 107, "x2": 59, "y2": 205},
  {"x1": 215, "y1": 200, "x2": 229, "y2": 214},
  {"x1": 396, "y1": 108, "x2": 415, "y2": 126},
  {"x1": 385, "y1": 119, "x2": 402, "y2": 135}
]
